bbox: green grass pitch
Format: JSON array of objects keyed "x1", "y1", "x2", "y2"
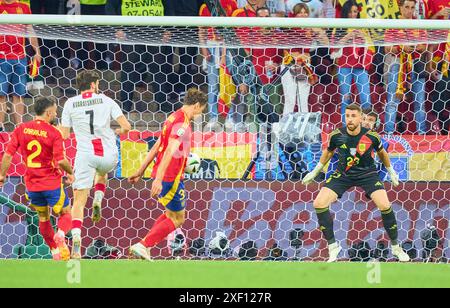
[{"x1": 0, "y1": 260, "x2": 449, "y2": 288}]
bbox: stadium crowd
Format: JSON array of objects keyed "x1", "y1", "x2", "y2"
[{"x1": 0, "y1": 0, "x2": 448, "y2": 135}]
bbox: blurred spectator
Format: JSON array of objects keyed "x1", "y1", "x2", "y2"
[
  {"x1": 0, "y1": 0, "x2": 41, "y2": 129},
  {"x1": 237, "y1": 0, "x2": 285, "y2": 16},
  {"x1": 172, "y1": 1, "x2": 204, "y2": 100},
  {"x1": 229, "y1": 6, "x2": 284, "y2": 131},
  {"x1": 29, "y1": 0, "x2": 68, "y2": 71},
  {"x1": 425, "y1": 0, "x2": 449, "y2": 134},
  {"x1": 283, "y1": 0, "x2": 325, "y2": 17},
  {"x1": 281, "y1": 3, "x2": 328, "y2": 115},
  {"x1": 384, "y1": 0, "x2": 427, "y2": 134},
  {"x1": 199, "y1": 0, "x2": 238, "y2": 131},
  {"x1": 331, "y1": 0, "x2": 373, "y2": 121},
  {"x1": 77, "y1": 0, "x2": 112, "y2": 70},
  {"x1": 106, "y1": 0, "x2": 175, "y2": 113}
]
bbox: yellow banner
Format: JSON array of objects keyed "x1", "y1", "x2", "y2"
[{"x1": 120, "y1": 141, "x2": 254, "y2": 179}]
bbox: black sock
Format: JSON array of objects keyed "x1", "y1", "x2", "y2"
[
  {"x1": 315, "y1": 207, "x2": 335, "y2": 245},
  {"x1": 381, "y1": 207, "x2": 398, "y2": 246}
]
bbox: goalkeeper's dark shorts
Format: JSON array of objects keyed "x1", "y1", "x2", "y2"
[{"x1": 323, "y1": 171, "x2": 385, "y2": 199}]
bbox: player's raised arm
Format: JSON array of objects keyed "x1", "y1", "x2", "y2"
[
  {"x1": 151, "y1": 138, "x2": 182, "y2": 198},
  {"x1": 128, "y1": 138, "x2": 162, "y2": 184},
  {"x1": 377, "y1": 147, "x2": 399, "y2": 187}
]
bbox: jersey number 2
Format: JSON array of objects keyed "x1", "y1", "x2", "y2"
[
  {"x1": 86, "y1": 110, "x2": 94, "y2": 135},
  {"x1": 27, "y1": 140, "x2": 42, "y2": 168}
]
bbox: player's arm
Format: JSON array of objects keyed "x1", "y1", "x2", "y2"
[
  {"x1": 115, "y1": 115, "x2": 132, "y2": 135},
  {"x1": 53, "y1": 132, "x2": 75, "y2": 184},
  {"x1": 302, "y1": 130, "x2": 339, "y2": 185},
  {"x1": 151, "y1": 138, "x2": 182, "y2": 198},
  {"x1": 0, "y1": 153, "x2": 13, "y2": 187},
  {"x1": 376, "y1": 147, "x2": 399, "y2": 187},
  {"x1": 0, "y1": 129, "x2": 20, "y2": 187},
  {"x1": 60, "y1": 102, "x2": 72, "y2": 140},
  {"x1": 302, "y1": 149, "x2": 335, "y2": 185},
  {"x1": 128, "y1": 138, "x2": 162, "y2": 183}
]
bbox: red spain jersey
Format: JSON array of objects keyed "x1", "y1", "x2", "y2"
[
  {"x1": 0, "y1": 1, "x2": 31, "y2": 60},
  {"x1": 6, "y1": 120, "x2": 65, "y2": 192},
  {"x1": 424, "y1": 0, "x2": 450, "y2": 19},
  {"x1": 151, "y1": 109, "x2": 192, "y2": 182}
]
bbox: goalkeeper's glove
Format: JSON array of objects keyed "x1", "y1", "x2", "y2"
[
  {"x1": 302, "y1": 162, "x2": 324, "y2": 185},
  {"x1": 387, "y1": 166, "x2": 400, "y2": 187}
]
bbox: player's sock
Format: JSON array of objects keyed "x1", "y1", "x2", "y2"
[
  {"x1": 141, "y1": 215, "x2": 176, "y2": 248},
  {"x1": 315, "y1": 207, "x2": 336, "y2": 245},
  {"x1": 57, "y1": 212, "x2": 72, "y2": 237},
  {"x1": 154, "y1": 213, "x2": 167, "y2": 226},
  {"x1": 71, "y1": 218, "x2": 83, "y2": 238},
  {"x1": 381, "y1": 207, "x2": 398, "y2": 246},
  {"x1": 94, "y1": 183, "x2": 106, "y2": 199},
  {"x1": 39, "y1": 221, "x2": 58, "y2": 250}
]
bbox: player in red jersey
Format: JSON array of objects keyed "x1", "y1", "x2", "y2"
[
  {"x1": 0, "y1": 97, "x2": 75, "y2": 261},
  {"x1": 127, "y1": 88, "x2": 207, "y2": 260}
]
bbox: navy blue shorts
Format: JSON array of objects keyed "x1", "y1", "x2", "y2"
[
  {"x1": 27, "y1": 186, "x2": 70, "y2": 215},
  {"x1": 158, "y1": 181, "x2": 186, "y2": 212},
  {"x1": 0, "y1": 58, "x2": 27, "y2": 96}
]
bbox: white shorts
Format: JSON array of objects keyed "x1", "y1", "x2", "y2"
[{"x1": 73, "y1": 152, "x2": 118, "y2": 190}]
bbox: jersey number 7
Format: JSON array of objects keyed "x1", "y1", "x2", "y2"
[{"x1": 86, "y1": 110, "x2": 94, "y2": 135}]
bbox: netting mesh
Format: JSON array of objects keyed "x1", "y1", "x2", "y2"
[
  {"x1": 0, "y1": 16, "x2": 449, "y2": 48},
  {"x1": 0, "y1": 16, "x2": 448, "y2": 262}
]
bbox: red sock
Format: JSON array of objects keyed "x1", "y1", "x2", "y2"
[
  {"x1": 72, "y1": 219, "x2": 83, "y2": 230},
  {"x1": 141, "y1": 215, "x2": 176, "y2": 248},
  {"x1": 57, "y1": 212, "x2": 72, "y2": 235},
  {"x1": 154, "y1": 213, "x2": 167, "y2": 225},
  {"x1": 95, "y1": 183, "x2": 106, "y2": 193},
  {"x1": 39, "y1": 221, "x2": 57, "y2": 250}
]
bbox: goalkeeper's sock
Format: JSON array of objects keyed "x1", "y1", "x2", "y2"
[
  {"x1": 39, "y1": 220, "x2": 57, "y2": 250},
  {"x1": 315, "y1": 207, "x2": 336, "y2": 245},
  {"x1": 57, "y1": 212, "x2": 72, "y2": 236},
  {"x1": 381, "y1": 207, "x2": 398, "y2": 246},
  {"x1": 71, "y1": 219, "x2": 83, "y2": 238},
  {"x1": 141, "y1": 215, "x2": 176, "y2": 248}
]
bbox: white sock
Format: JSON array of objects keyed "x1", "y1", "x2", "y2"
[
  {"x1": 329, "y1": 242, "x2": 339, "y2": 250},
  {"x1": 72, "y1": 228, "x2": 81, "y2": 238},
  {"x1": 56, "y1": 230, "x2": 65, "y2": 238},
  {"x1": 94, "y1": 190, "x2": 104, "y2": 200}
]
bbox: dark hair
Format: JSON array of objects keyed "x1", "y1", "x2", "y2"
[
  {"x1": 184, "y1": 88, "x2": 208, "y2": 106},
  {"x1": 398, "y1": 0, "x2": 416, "y2": 7},
  {"x1": 345, "y1": 104, "x2": 362, "y2": 113},
  {"x1": 362, "y1": 107, "x2": 379, "y2": 121},
  {"x1": 34, "y1": 97, "x2": 57, "y2": 116},
  {"x1": 341, "y1": 0, "x2": 360, "y2": 18},
  {"x1": 256, "y1": 6, "x2": 270, "y2": 16},
  {"x1": 293, "y1": 3, "x2": 310, "y2": 16},
  {"x1": 76, "y1": 70, "x2": 100, "y2": 91}
]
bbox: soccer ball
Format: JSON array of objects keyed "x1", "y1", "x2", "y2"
[
  {"x1": 185, "y1": 153, "x2": 201, "y2": 174},
  {"x1": 208, "y1": 231, "x2": 230, "y2": 256}
]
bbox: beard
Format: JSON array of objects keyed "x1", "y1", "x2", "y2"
[
  {"x1": 49, "y1": 117, "x2": 58, "y2": 126},
  {"x1": 347, "y1": 124, "x2": 357, "y2": 131}
]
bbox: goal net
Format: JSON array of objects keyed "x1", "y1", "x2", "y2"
[{"x1": 0, "y1": 15, "x2": 448, "y2": 262}]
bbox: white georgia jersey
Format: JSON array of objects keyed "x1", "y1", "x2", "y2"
[{"x1": 62, "y1": 92, "x2": 123, "y2": 156}]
